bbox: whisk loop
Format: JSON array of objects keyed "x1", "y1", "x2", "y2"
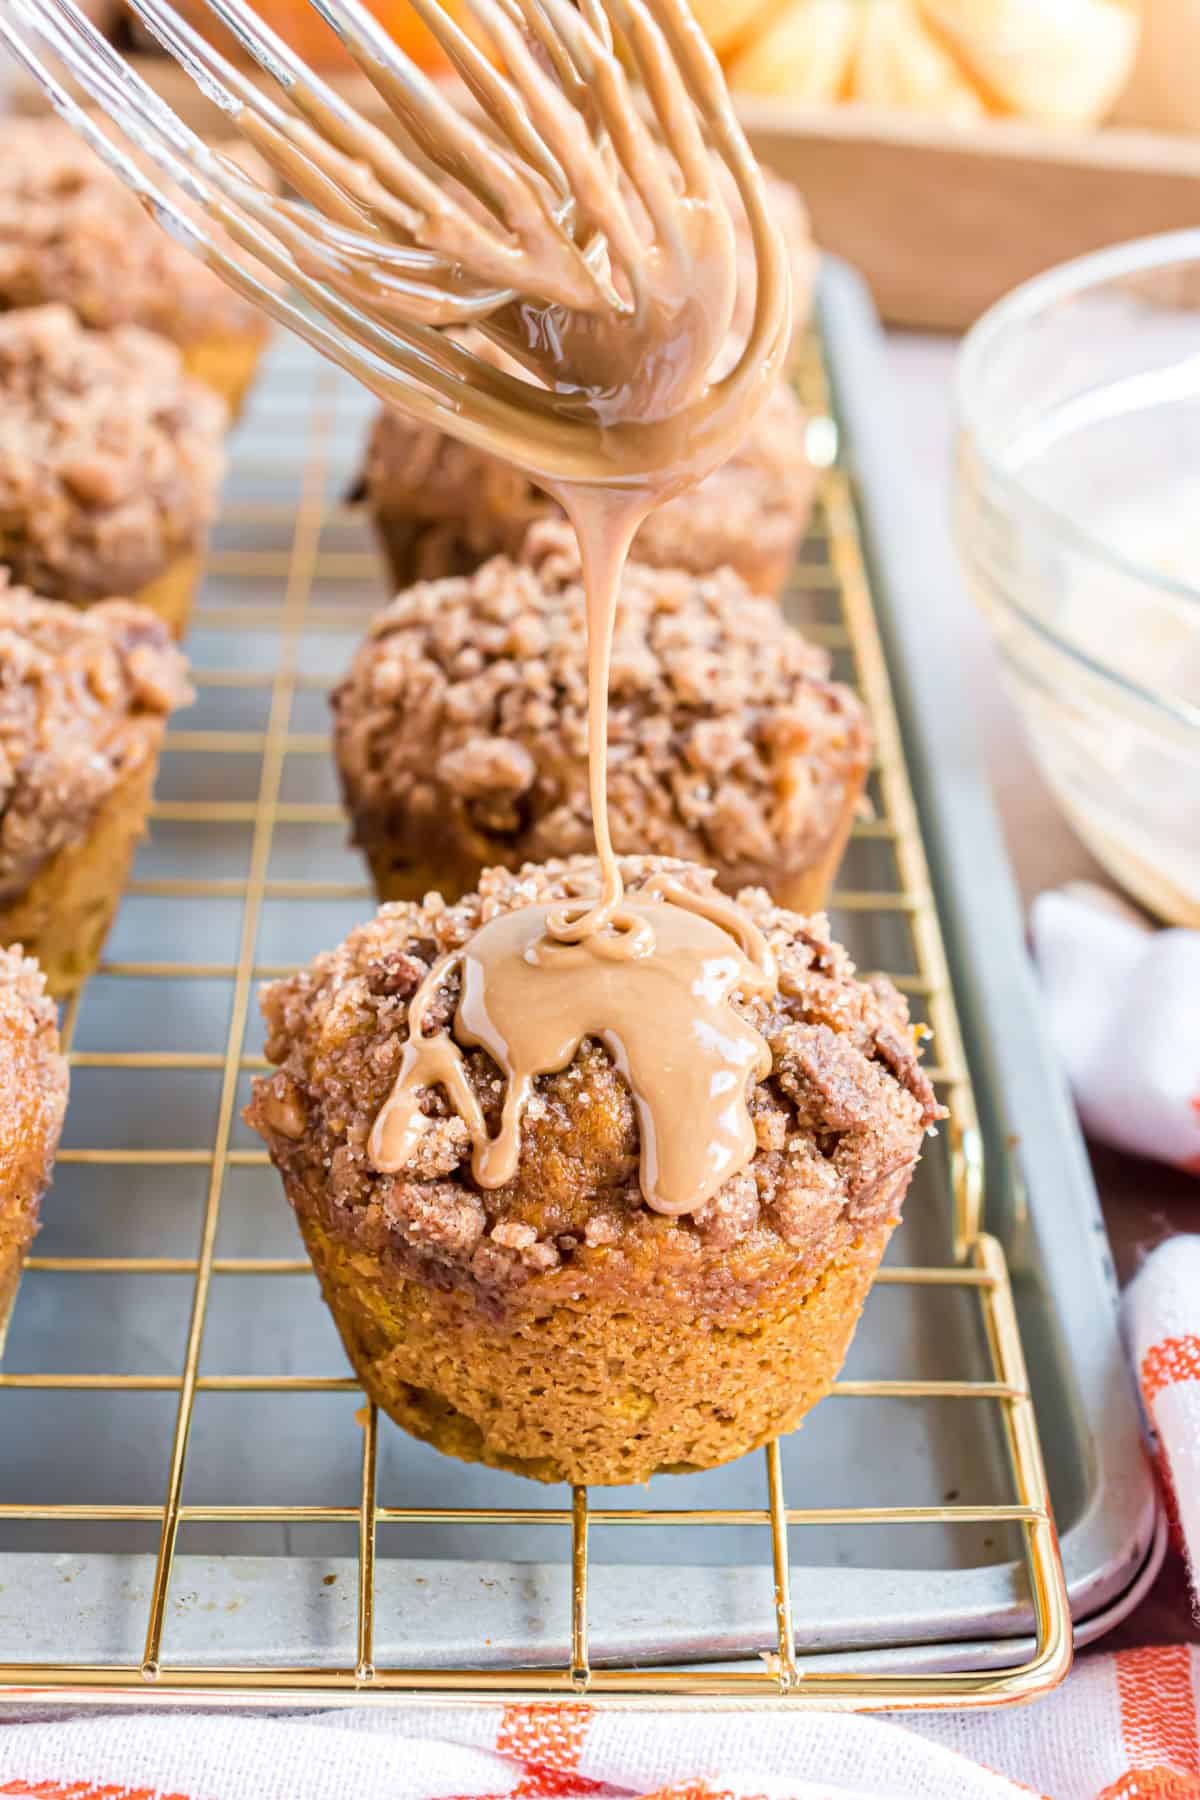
[{"x1": 0, "y1": 0, "x2": 791, "y2": 487}]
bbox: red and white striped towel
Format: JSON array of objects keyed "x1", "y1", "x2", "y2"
[
  {"x1": 0, "y1": 1652, "x2": 1197, "y2": 1800},
  {"x1": 1126, "y1": 1237, "x2": 1200, "y2": 1602},
  {"x1": 1, "y1": 1236, "x2": 1196, "y2": 1800}
]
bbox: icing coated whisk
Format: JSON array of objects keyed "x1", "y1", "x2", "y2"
[{"x1": 0, "y1": 0, "x2": 791, "y2": 483}]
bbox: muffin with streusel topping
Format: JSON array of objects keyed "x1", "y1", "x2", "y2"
[
  {"x1": 0, "y1": 305, "x2": 225, "y2": 636},
  {"x1": 246, "y1": 856, "x2": 940, "y2": 1486},
  {"x1": 362, "y1": 357, "x2": 815, "y2": 596},
  {"x1": 0, "y1": 573, "x2": 192, "y2": 993},
  {"x1": 0, "y1": 118, "x2": 272, "y2": 415},
  {"x1": 333, "y1": 522, "x2": 868, "y2": 914},
  {"x1": 0, "y1": 946, "x2": 68, "y2": 1354}
]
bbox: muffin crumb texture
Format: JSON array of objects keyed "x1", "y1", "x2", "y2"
[
  {"x1": 0, "y1": 118, "x2": 272, "y2": 349},
  {"x1": 248, "y1": 856, "x2": 940, "y2": 1483},
  {"x1": 0, "y1": 571, "x2": 191, "y2": 905},
  {"x1": 334, "y1": 522, "x2": 869, "y2": 910},
  {"x1": 0, "y1": 305, "x2": 226, "y2": 602},
  {"x1": 0, "y1": 946, "x2": 68, "y2": 1344}
]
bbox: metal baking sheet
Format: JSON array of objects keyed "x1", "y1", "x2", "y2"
[
  {"x1": 823, "y1": 260, "x2": 1160, "y2": 1635},
  {"x1": 0, "y1": 260, "x2": 1159, "y2": 1694}
]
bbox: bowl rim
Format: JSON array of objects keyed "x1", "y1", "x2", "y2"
[{"x1": 956, "y1": 228, "x2": 1200, "y2": 617}]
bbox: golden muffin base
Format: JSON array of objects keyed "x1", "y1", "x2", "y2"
[
  {"x1": 0, "y1": 1239, "x2": 23, "y2": 1359},
  {"x1": 0, "y1": 1220, "x2": 37, "y2": 1357},
  {"x1": 298, "y1": 1206, "x2": 895, "y2": 1487},
  {"x1": 180, "y1": 332, "x2": 265, "y2": 421},
  {"x1": 0, "y1": 946, "x2": 68, "y2": 1359},
  {"x1": 366, "y1": 840, "x2": 501, "y2": 909},
  {"x1": 770, "y1": 777, "x2": 865, "y2": 916},
  {"x1": 39, "y1": 554, "x2": 200, "y2": 639},
  {"x1": 0, "y1": 751, "x2": 159, "y2": 996},
  {"x1": 129, "y1": 553, "x2": 203, "y2": 640},
  {"x1": 361, "y1": 762, "x2": 864, "y2": 917}
]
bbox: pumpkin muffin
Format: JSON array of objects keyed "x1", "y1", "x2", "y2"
[
  {"x1": 0, "y1": 304, "x2": 225, "y2": 636},
  {"x1": 333, "y1": 521, "x2": 868, "y2": 912},
  {"x1": 0, "y1": 117, "x2": 272, "y2": 415},
  {"x1": 0, "y1": 946, "x2": 68, "y2": 1356},
  {"x1": 362, "y1": 363, "x2": 815, "y2": 595},
  {"x1": 246, "y1": 855, "x2": 940, "y2": 1486},
  {"x1": 0, "y1": 573, "x2": 192, "y2": 994}
]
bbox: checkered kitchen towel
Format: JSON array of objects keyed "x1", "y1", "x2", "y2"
[
  {"x1": 0, "y1": 1650, "x2": 1198, "y2": 1800},
  {"x1": 0, "y1": 1242, "x2": 1195, "y2": 1798}
]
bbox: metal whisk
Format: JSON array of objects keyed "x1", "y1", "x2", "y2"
[{"x1": 0, "y1": 0, "x2": 791, "y2": 485}]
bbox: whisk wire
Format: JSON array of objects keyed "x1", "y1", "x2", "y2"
[
  {"x1": 124, "y1": 0, "x2": 383, "y2": 231},
  {"x1": 0, "y1": 0, "x2": 401, "y2": 382},
  {"x1": 15, "y1": 0, "x2": 410, "y2": 312},
  {"x1": 457, "y1": 0, "x2": 647, "y2": 297},
  {"x1": 526, "y1": 0, "x2": 680, "y2": 260},
  {"x1": 403, "y1": 0, "x2": 570, "y2": 199},
  {"x1": 139, "y1": 0, "x2": 619, "y2": 308},
  {"x1": 303, "y1": 0, "x2": 555, "y2": 230},
  {"x1": 155, "y1": 0, "x2": 519, "y2": 263},
  {"x1": 0, "y1": 0, "x2": 792, "y2": 484},
  {"x1": 605, "y1": 0, "x2": 713, "y2": 197},
  {"x1": 195, "y1": 0, "x2": 523, "y2": 212},
  {"x1": 3, "y1": 0, "x2": 564, "y2": 419}
]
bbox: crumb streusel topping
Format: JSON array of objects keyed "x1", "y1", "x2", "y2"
[
  {"x1": 334, "y1": 520, "x2": 867, "y2": 878},
  {"x1": 0, "y1": 305, "x2": 226, "y2": 600},
  {"x1": 0, "y1": 572, "x2": 191, "y2": 900},
  {"x1": 247, "y1": 856, "x2": 941, "y2": 1308},
  {"x1": 0, "y1": 118, "x2": 272, "y2": 347},
  {"x1": 0, "y1": 943, "x2": 68, "y2": 1210}
]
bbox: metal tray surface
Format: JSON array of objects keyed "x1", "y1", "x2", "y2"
[
  {"x1": 0, "y1": 262, "x2": 1158, "y2": 1704},
  {"x1": 824, "y1": 265, "x2": 1159, "y2": 1624}
]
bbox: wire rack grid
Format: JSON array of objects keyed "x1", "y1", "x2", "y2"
[{"x1": 0, "y1": 326, "x2": 1070, "y2": 1710}]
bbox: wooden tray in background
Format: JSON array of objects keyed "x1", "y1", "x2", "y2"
[
  {"x1": 738, "y1": 97, "x2": 1200, "y2": 330},
  {"x1": 8, "y1": 53, "x2": 1200, "y2": 329}
]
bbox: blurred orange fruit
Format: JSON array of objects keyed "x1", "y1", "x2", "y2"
[
  {"x1": 711, "y1": 0, "x2": 1141, "y2": 128},
  {"x1": 168, "y1": 0, "x2": 459, "y2": 72}
]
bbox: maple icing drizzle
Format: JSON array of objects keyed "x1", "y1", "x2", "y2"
[{"x1": 368, "y1": 876, "x2": 777, "y2": 1216}]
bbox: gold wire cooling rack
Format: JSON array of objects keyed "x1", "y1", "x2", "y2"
[{"x1": 0, "y1": 326, "x2": 1071, "y2": 1712}]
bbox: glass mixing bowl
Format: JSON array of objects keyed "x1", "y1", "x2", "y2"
[{"x1": 956, "y1": 230, "x2": 1200, "y2": 925}]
